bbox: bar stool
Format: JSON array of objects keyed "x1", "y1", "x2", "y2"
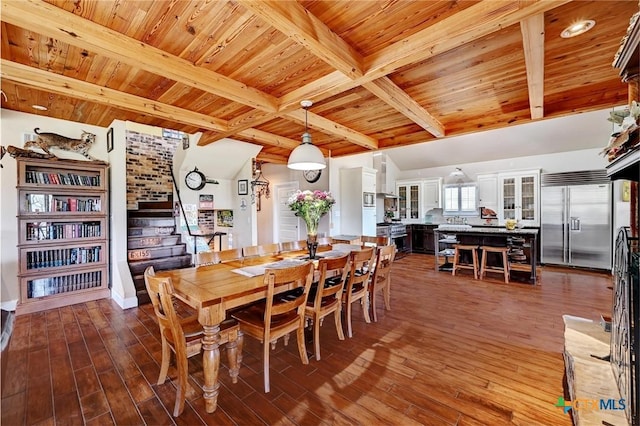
[
  {"x1": 452, "y1": 244, "x2": 479, "y2": 279},
  {"x1": 479, "y1": 246, "x2": 510, "y2": 283}
]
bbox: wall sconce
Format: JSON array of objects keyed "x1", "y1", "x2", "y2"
[{"x1": 251, "y1": 158, "x2": 270, "y2": 210}]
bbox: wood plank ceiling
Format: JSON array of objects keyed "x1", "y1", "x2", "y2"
[{"x1": 0, "y1": 0, "x2": 636, "y2": 165}]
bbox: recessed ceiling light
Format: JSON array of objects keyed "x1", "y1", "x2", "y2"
[
  {"x1": 561, "y1": 20, "x2": 595, "y2": 38},
  {"x1": 31, "y1": 105, "x2": 48, "y2": 111}
]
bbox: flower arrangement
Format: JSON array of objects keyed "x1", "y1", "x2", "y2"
[{"x1": 287, "y1": 189, "x2": 335, "y2": 236}]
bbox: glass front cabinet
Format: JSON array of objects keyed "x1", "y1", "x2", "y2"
[
  {"x1": 16, "y1": 158, "x2": 110, "y2": 314},
  {"x1": 498, "y1": 170, "x2": 539, "y2": 226},
  {"x1": 397, "y1": 181, "x2": 421, "y2": 222}
]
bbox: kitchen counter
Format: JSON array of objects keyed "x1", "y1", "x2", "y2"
[
  {"x1": 453, "y1": 226, "x2": 538, "y2": 235},
  {"x1": 434, "y1": 227, "x2": 538, "y2": 284}
]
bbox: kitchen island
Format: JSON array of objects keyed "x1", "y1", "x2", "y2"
[{"x1": 434, "y1": 226, "x2": 539, "y2": 284}]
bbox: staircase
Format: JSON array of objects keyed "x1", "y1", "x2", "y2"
[{"x1": 127, "y1": 199, "x2": 192, "y2": 304}]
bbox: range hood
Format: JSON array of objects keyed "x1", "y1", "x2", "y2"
[{"x1": 373, "y1": 153, "x2": 397, "y2": 198}]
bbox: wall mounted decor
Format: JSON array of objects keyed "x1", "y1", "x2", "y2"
[{"x1": 238, "y1": 179, "x2": 248, "y2": 195}]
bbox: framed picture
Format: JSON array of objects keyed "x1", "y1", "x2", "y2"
[
  {"x1": 182, "y1": 134, "x2": 190, "y2": 150},
  {"x1": 106, "y1": 128, "x2": 114, "y2": 153},
  {"x1": 199, "y1": 194, "x2": 214, "y2": 210},
  {"x1": 622, "y1": 181, "x2": 631, "y2": 202},
  {"x1": 480, "y1": 206, "x2": 497, "y2": 219},
  {"x1": 238, "y1": 179, "x2": 248, "y2": 195},
  {"x1": 216, "y1": 210, "x2": 234, "y2": 227}
]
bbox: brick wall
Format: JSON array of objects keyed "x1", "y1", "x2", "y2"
[{"x1": 126, "y1": 131, "x2": 180, "y2": 209}]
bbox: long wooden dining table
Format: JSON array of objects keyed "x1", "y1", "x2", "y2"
[{"x1": 156, "y1": 248, "x2": 351, "y2": 412}]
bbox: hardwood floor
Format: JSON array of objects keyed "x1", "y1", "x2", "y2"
[{"x1": 1, "y1": 254, "x2": 613, "y2": 425}]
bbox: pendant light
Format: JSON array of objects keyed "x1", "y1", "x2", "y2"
[{"x1": 287, "y1": 100, "x2": 326, "y2": 170}]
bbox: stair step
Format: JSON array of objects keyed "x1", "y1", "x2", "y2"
[
  {"x1": 128, "y1": 217, "x2": 176, "y2": 228},
  {"x1": 128, "y1": 254, "x2": 193, "y2": 276},
  {"x1": 128, "y1": 226, "x2": 175, "y2": 237},
  {"x1": 128, "y1": 244, "x2": 187, "y2": 261},
  {"x1": 135, "y1": 200, "x2": 174, "y2": 210},
  {"x1": 128, "y1": 209, "x2": 174, "y2": 218},
  {"x1": 127, "y1": 235, "x2": 181, "y2": 249},
  {"x1": 136, "y1": 290, "x2": 151, "y2": 306}
]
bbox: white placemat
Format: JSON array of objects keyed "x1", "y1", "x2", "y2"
[{"x1": 231, "y1": 258, "x2": 308, "y2": 277}]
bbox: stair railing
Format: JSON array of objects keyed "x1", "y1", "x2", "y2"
[{"x1": 170, "y1": 165, "x2": 224, "y2": 255}]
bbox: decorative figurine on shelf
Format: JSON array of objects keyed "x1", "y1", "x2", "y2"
[
  {"x1": 600, "y1": 101, "x2": 640, "y2": 162},
  {"x1": 23, "y1": 128, "x2": 99, "y2": 161},
  {"x1": 287, "y1": 189, "x2": 335, "y2": 259}
]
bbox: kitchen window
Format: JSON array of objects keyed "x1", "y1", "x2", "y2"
[{"x1": 443, "y1": 184, "x2": 477, "y2": 216}]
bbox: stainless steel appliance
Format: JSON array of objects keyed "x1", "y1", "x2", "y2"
[
  {"x1": 376, "y1": 222, "x2": 409, "y2": 257},
  {"x1": 541, "y1": 170, "x2": 612, "y2": 270}
]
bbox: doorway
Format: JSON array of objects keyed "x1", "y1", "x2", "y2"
[{"x1": 274, "y1": 182, "x2": 300, "y2": 243}]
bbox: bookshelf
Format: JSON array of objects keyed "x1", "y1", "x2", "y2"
[{"x1": 16, "y1": 158, "x2": 110, "y2": 314}]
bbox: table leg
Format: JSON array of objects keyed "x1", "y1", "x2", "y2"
[
  {"x1": 531, "y1": 235, "x2": 537, "y2": 284},
  {"x1": 201, "y1": 324, "x2": 221, "y2": 413}
]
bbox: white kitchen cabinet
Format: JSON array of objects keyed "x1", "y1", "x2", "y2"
[
  {"x1": 498, "y1": 170, "x2": 540, "y2": 226},
  {"x1": 340, "y1": 167, "x2": 377, "y2": 235},
  {"x1": 362, "y1": 169, "x2": 377, "y2": 193},
  {"x1": 422, "y1": 178, "x2": 442, "y2": 212},
  {"x1": 477, "y1": 173, "x2": 498, "y2": 212},
  {"x1": 396, "y1": 180, "x2": 421, "y2": 222}
]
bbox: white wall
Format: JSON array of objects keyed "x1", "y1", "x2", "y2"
[
  {"x1": 255, "y1": 162, "x2": 333, "y2": 244},
  {"x1": 108, "y1": 120, "x2": 136, "y2": 309},
  {"x1": 396, "y1": 147, "x2": 609, "y2": 180},
  {"x1": 175, "y1": 138, "x2": 260, "y2": 251}
]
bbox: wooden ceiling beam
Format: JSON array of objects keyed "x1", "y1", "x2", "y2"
[
  {"x1": 239, "y1": 0, "x2": 444, "y2": 139},
  {"x1": 363, "y1": 0, "x2": 570, "y2": 78},
  {"x1": 283, "y1": 109, "x2": 378, "y2": 151},
  {"x1": 1, "y1": 0, "x2": 278, "y2": 112},
  {"x1": 255, "y1": 151, "x2": 289, "y2": 164},
  {"x1": 363, "y1": 77, "x2": 445, "y2": 137},
  {"x1": 236, "y1": 0, "x2": 363, "y2": 79},
  {"x1": 520, "y1": 14, "x2": 545, "y2": 119},
  {"x1": 236, "y1": 127, "x2": 330, "y2": 156},
  {"x1": 1, "y1": 59, "x2": 312, "y2": 152},
  {"x1": 1, "y1": 0, "x2": 375, "y2": 152},
  {"x1": 273, "y1": 0, "x2": 568, "y2": 139},
  {"x1": 0, "y1": 59, "x2": 229, "y2": 132},
  {"x1": 278, "y1": 71, "x2": 358, "y2": 111}
]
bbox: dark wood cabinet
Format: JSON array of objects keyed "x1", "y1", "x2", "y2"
[
  {"x1": 411, "y1": 225, "x2": 426, "y2": 252},
  {"x1": 410, "y1": 224, "x2": 436, "y2": 254}
]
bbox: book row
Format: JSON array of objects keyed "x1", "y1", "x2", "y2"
[
  {"x1": 25, "y1": 194, "x2": 102, "y2": 213},
  {"x1": 27, "y1": 271, "x2": 103, "y2": 299},
  {"x1": 26, "y1": 222, "x2": 102, "y2": 241},
  {"x1": 26, "y1": 246, "x2": 102, "y2": 269},
  {"x1": 25, "y1": 170, "x2": 100, "y2": 186}
]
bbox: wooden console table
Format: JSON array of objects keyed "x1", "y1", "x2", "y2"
[{"x1": 563, "y1": 315, "x2": 628, "y2": 426}]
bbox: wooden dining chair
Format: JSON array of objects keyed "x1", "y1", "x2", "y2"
[
  {"x1": 342, "y1": 247, "x2": 375, "y2": 338},
  {"x1": 367, "y1": 244, "x2": 396, "y2": 322},
  {"x1": 361, "y1": 235, "x2": 390, "y2": 247},
  {"x1": 194, "y1": 250, "x2": 220, "y2": 267},
  {"x1": 304, "y1": 253, "x2": 350, "y2": 361},
  {"x1": 242, "y1": 243, "x2": 280, "y2": 258},
  {"x1": 231, "y1": 261, "x2": 314, "y2": 393},
  {"x1": 217, "y1": 247, "x2": 243, "y2": 263},
  {"x1": 143, "y1": 266, "x2": 242, "y2": 416},
  {"x1": 280, "y1": 240, "x2": 307, "y2": 252}
]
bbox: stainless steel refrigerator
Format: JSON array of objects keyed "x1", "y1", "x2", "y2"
[{"x1": 541, "y1": 171, "x2": 612, "y2": 270}]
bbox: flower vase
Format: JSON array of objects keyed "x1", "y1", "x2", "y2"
[{"x1": 307, "y1": 234, "x2": 318, "y2": 259}]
